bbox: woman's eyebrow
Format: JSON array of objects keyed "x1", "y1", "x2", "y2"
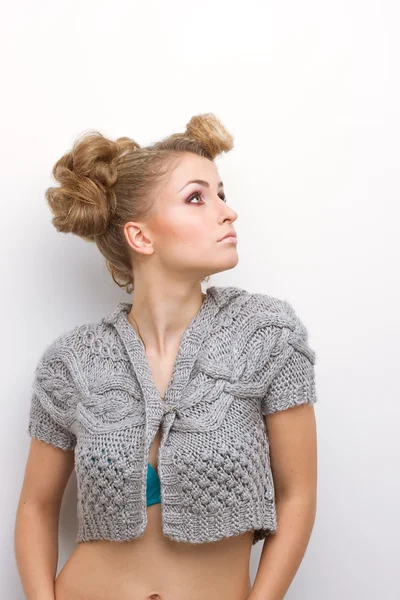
[{"x1": 179, "y1": 179, "x2": 224, "y2": 192}]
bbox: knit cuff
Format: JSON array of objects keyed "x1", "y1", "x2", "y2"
[
  {"x1": 261, "y1": 299, "x2": 318, "y2": 416},
  {"x1": 27, "y1": 341, "x2": 77, "y2": 451},
  {"x1": 27, "y1": 392, "x2": 76, "y2": 450},
  {"x1": 261, "y1": 346, "x2": 317, "y2": 415}
]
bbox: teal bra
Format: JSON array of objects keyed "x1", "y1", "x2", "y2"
[{"x1": 146, "y1": 462, "x2": 161, "y2": 506}]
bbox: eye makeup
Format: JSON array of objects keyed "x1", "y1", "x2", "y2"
[{"x1": 186, "y1": 191, "x2": 227, "y2": 204}]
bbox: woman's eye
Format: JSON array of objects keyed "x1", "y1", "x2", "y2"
[
  {"x1": 187, "y1": 192, "x2": 227, "y2": 204},
  {"x1": 188, "y1": 192, "x2": 203, "y2": 204}
]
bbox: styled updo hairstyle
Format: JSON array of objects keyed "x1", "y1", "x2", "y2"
[{"x1": 45, "y1": 113, "x2": 234, "y2": 294}]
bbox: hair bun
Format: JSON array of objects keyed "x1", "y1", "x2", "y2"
[
  {"x1": 46, "y1": 131, "x2": 139, "y2": 239},
  {"x1": 185, "y1": 113, "x2": 234, "y2": 159}
]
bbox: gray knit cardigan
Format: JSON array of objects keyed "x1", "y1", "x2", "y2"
[{"x1": 27, "y1": 285, "x2": 317, "y2": 545}]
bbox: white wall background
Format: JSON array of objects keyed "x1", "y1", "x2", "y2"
[{"x1": 2, "y1": 1, "x2": 399, "y2": 598}]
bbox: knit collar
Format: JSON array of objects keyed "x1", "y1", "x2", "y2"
[{"x1": 104, "y1": 286, "x2": 237, "y2": 416}]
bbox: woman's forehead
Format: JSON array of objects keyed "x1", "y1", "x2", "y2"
[{"x1": 168, "y1": 154, "x2": 221, "y2": 191}]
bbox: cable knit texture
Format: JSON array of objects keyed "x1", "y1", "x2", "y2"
[{"x1": 27, "y1": 285, "x2": 317, "y2": 545}]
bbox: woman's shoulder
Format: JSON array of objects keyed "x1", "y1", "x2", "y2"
[
  {"x1": 213, "y1": 284, "x2": 297, "y2": 320},
  {"x1": 36, "y1": 310, "x2": 116, "y2": 367},
  {"x1": 214, "y1": 286, "x2": 315, "y2": 361}
]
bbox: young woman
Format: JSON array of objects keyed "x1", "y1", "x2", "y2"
[{"x1": 15, "y1": 113, "x2": 318, "y2": 600}]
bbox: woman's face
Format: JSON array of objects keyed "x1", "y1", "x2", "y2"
[{"x1": 126, "y1": 152, "x2": 239, "y2": 280}]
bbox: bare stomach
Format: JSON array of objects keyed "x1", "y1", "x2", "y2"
[{"x1": 55, "y1": 503, "x2": 254, "y2": 600}]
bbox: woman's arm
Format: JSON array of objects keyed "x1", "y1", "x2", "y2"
[
  {"x1": 249, "y1": 403, "x2": 318, "y2": 600},
  {"x1": 14, "y1": 438, "x2": 75, "y2": 600}
]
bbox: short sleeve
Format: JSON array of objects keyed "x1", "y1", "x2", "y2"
[
  {"x1": 27, "y1": 340, "x2": 77, "y2": 451},
  {"x1": 261, "y1": 300, "x2": 317, "y2": 415}
]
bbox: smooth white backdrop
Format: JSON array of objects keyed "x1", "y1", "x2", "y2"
[{"x1": 2, "y1": 1, "x2": 399, "y2": 598}]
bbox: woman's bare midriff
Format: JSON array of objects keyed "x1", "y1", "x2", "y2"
[
  {"x1": 55, "y1": 503, "x2": 254, "y2": 600},
  {"x1": 55, "y1": 425, "x2": 254, "y2": 600}
]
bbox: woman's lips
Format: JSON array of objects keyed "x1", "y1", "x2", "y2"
[{"x1": 218, "y1": 236, "x2": 238, "y2": 244}]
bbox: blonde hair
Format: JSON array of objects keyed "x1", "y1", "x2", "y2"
[{"x1": 46, "y1": 113, "x2": 234, "y2": 294}]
